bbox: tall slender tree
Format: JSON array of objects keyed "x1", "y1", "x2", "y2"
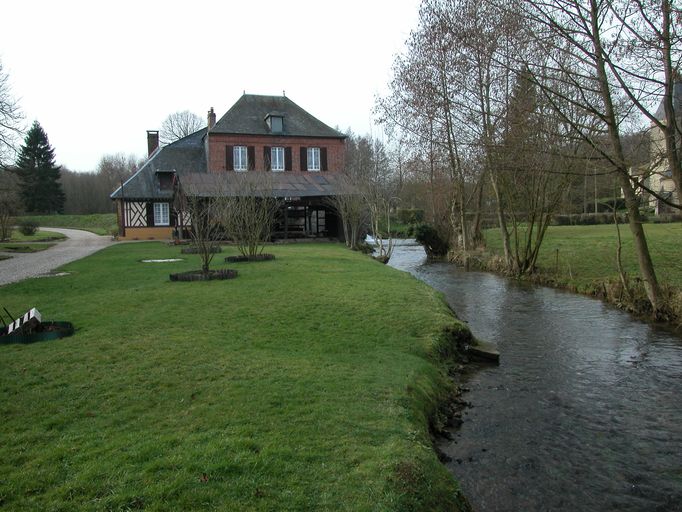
[
  {"x1": 0, "y1": 59, "x2": 23, "y2": 169},
  {"x1": 15, "y1": 121, "x2": 65, "y2": 213}
]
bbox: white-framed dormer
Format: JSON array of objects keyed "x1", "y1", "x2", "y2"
[{"x1": 265, "y1": 112, "x2": 285, "y2": 133}]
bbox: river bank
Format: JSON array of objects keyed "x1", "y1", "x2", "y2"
[
  {"x1": 475, "y1": 223, "x2": 682, "y2": 326},
  {"x1": 389, "y1": 242, "x2": 682, "y2": 511},
  {"x1": 0, "y1": 241, "x2": 474, "y2": 511}
]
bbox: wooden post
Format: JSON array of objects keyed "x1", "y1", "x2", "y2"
[{"x1": 284, "y1": 204, "x2": 289, "y2": 240}]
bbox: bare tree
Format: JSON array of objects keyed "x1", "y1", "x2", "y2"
[
  {"x1": 97, "y1": 153, "x2": 141, "y2": 187},
  {"x1": 59, "y1": 153, "x2": 141, "y2": 214},
  {"x1": 0, "y1": 171, "x2": 20, "y2": 240},
  {"x1": 377, "y1": 0, "x2": 521, "y2": 262},
  {"x1": 216, "y1": 174, "x2": 281, "y2": 258},
  {"x1": 327, "y1": 175, "x2": 366, "y2": 250},
  {"x1": 160, "y1": 111, "x2": 204, "y2": 145},
  {"x1": 0, "y1": 60, "x2": 23, "y2": 169},
  {"x1": 495, "y1": 71, "x2": 575, "y2": 274},
  {"x1": 516, "y1": 0, "x2": 665, "y2": 314},
  {"x1": 175, "y1": 186, "x2": 222, "y2": 274}
]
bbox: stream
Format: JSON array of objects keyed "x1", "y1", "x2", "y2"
[{"x1": 389, "y1": 241, "x2": 682, "y2": 512}]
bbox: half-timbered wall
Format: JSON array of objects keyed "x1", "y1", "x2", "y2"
[{"x1": 124, "y1": 201, "x2": 147, "y2": 227}]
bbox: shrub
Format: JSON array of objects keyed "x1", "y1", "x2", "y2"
[
  {"x1": 414, "y1": 223, "x2": 449, "y2": 258},
  {"x1": 355, "y1": 242, "x2": 375, "y2": 255},
  {"x1": 396, "y1": 208, "x2": 425, "y2": 225},
  {"x1": 585, "y1": 197, "x2": 626, "y2": 212},
  {"x1": 651, "y1": 213, "x2": 682, "y2": 224},
  {"x1": 17, "y1": 220, "x2": 38, "y2": 236},
  {"x1": 551, "y1": 213, "x2": 629, "y2": 226}
]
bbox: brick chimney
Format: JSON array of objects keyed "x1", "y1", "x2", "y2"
[
  {"x1": 147, "y1": 130, "x2": 159, "y2": 157},
  {"x1": 207, "y1": 107, "x2": 216, "y2": 130}
]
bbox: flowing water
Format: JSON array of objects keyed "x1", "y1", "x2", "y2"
[{"x1": 389, "y1": 241, "x2": 682, "y2": 512}]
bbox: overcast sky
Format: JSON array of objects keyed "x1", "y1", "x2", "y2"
[{"x1": 0, "y1": 0, "x2": 421, "y2": 172}]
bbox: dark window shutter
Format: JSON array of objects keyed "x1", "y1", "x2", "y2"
[
  {"x1": 264, "y1": 146, "x2": 271, "y2": 171},
  {"x1": 146, "y1": 202, "x2": 154, "y2": 226},
  {"x1": 226, "y1": 145, "x2": 234, "y2": 171},
  {"x1": 285, "y1": 147, "x2": 292, "y2": 171},
  {"x1": 300, "y1": 147, "x2": 308, "y2": 171},
  {"x1": 248, "y1": 146, "x2": 255, "y2": 170},
  {"x1": 321, "y1": 148, "x2": 328, "y2": 171}
]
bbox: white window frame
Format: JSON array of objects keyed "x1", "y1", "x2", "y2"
[
  {"x1": 307, "y1": 147, "x2": 320, "y2": 171},
  {"x1": 271, "y1": 146, "x2": 285, "y2": 172},
  {"x1": 234, "y1": 146, "x2": 248, "y2": 171},
  {"x1": 153, "y1": 202, "x2": 170, "y2": 226}
]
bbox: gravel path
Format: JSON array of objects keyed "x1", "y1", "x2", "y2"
[{"x1": 0, "y1": 227, "x2": 116, "y2": 286}]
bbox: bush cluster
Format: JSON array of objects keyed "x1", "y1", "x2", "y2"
[
  {"x1": 414, "y1": 223, "x2": 449, "y2": 257},
  {"x1": 396, "y1": 208, "x2": 425, "y2": 225},
  {"x1": 17, "y1": 220, "x2": 38, "y2": 236},
  {"x1": 553, "y1": 212, "x2": 631, "y2": 226}
]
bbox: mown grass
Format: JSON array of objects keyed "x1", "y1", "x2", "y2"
[
  {"x1": 17, "y1": 214, "x2": 117, "y2": 235},
  {"x1": 0, "y1": 243, "x2": 469, "y2": 511},
  {"x1": 484, "y1": 223, "x2": 682, "y2": 290},
  {"x1": 10, "y1": 230, "x2": 67, "y2": 242},
  {"x1": 0, "y1": 243, "x2": 56, "y2": 253}
]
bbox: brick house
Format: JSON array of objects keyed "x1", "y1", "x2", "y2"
[{"x1": 111, "y1": 94, "x2": 347, "y2": 240}]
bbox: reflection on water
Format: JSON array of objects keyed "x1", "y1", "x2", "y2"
[{"x1": 389, "y1": 243, "x2": 682, "y2": 512}]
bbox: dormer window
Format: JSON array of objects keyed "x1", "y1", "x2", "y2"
[
  {"x1": 156, "y1": 170, "x2": 175, "y2": 190},
  {"x1": 265, "y1": 113, "x2": 284, "y2": 133}
]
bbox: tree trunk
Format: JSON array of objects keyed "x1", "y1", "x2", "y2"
[
  {"x1": 660, "y1": 0, "x2": 682, "y2": 202},
  {"x1": 589, "y1": 0, "x2": 662, "y2": 313},
  {"x1": 489, "y1": 170, "x2": 512, "y2": 268}
]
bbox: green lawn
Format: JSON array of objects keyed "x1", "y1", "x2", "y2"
[
  {"x1": 10, "y1": 229, "x2": 67, "y2": 242},
  {"x1": 0, "y1": 243, "x2": 56, "y2": 253},
  {"x1": 17, "y1": 213, "x2": 117, "y2": 235},
  {"x1": 0, "y1": 243, "x2": 469, "y2": 511},
  {"x1": 484, "y1": 223, "x2": 682, "y2": 290}
]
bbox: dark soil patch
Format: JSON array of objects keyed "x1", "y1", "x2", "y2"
[
  {"x1": 225, "y1": 254, "x2": 275, "y2": 263},
  {"x1": 169, "y1": 269, "x2": 238, "y2": 282}
]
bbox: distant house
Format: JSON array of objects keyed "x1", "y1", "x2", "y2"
[
  {"x1": 111, "y1": 94, "x2": 347, "y2": 240},
  {"x1": 637, "y1": 82, "x2": 682, "y2": 214}
]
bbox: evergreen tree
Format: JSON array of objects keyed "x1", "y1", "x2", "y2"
[{"x1": 15, "y1": 121, "x2": 65, "y2": 213}]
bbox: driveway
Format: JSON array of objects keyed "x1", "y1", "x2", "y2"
[{"x1": 0, "y1": 227, "x2": 116, "y2": 286}]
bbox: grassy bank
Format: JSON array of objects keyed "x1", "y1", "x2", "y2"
[
  {"x1": 10, "y1": 230, "x2": 66, "y2": 242},
  {"x1": 0, "y1": 243, "x2": 470, "y2": 511},
  {"x1": 0, "y1": 243, "x2": 56, "y2": 253},
  {"x1": 484, "y1": 223, "x2": 682, "y2": 290},
  {"x1": 16, "y1": 213, "x2": 117, "y2": 235}
]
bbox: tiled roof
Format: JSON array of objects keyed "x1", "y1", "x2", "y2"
[
  {"x1": 211, "y1": 95, "x2": 346, "y2": 139},
  {"x1": 110, "y1": 128, "x2": 207, "y2": 199},
  {"x1": 180, "y1": 172, "x2": 350, "y2": 198}
]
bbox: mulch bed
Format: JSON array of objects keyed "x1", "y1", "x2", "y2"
[
  {"x1": 180, "y1": 246, "x2": 222, "y2": 254},
  {"x1": 169, "y1": 269, "x2": 238, "y2": 282},
  {"x1": 225, "y1": 254, "x2": 276, "y2": 263}
]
